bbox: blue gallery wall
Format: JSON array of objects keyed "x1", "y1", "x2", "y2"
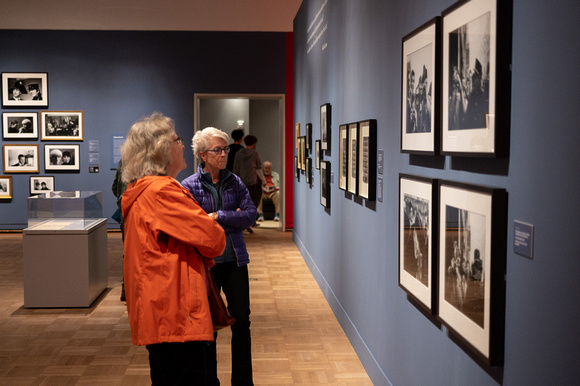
[
  {"x1": 0, "y1": 30, "x2": 287, "y2": 229},
  {"x1": 292, "y1": 0, "x2": 580, "y2": 385}
]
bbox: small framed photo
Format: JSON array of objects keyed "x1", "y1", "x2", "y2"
[
  {"x1": 30, "y1": 176, "x2": 54, "y2": 195},
  {"x1": 358, "y1": 119, "x2": 377, "y2": 201},
  {"x1": 305, "y1": 157, "x2": 312, "y2": 185},
  {"x1": 399, "y1": 174, "x2": 438, "y2": 314},
  {"x1": 320, "y1": 103, "x2": 331, "y2": 151},
  {"x1": 320, "y1": 160, "x2": 330, "y2": 208},
  {"x1": 402, "y1": 17, "x2": 440, "y2": 154},
  {"x1": 315, "y1": 140, "x2": 321, "y2": 170},
  {"x1": 338, "y1": 124, "x2": 348, "y2": 191},
  {"x1": 305, "y1": 123, "x2": 312, "y2": 153},
  {"x1": 44, "y1": 144, "x2": 80, "y2": 171},
  {"x1": 438, "y1": 180, "x2": 507, "y2": 365},
  {"x1": 0, "y1": 176, "x2": 13, "y2": 199},
  {"x1": 295, "y1": 123, "x2": 300, "y2": 149},
  {"x1": 298, "y1": 136, "x2": 305, "y2": 171},
  {"x1": 3, "y1": 144, "x2": 39, "y2": 173},
  {"x1": 2, "y1": 72, "x2": 48, "y2": 107},
  {"x1": 347, "y1": 122, "x2": 358, "y2": 195},
  {"x1": 441, "y1": 0, "x2": 512, "y2": 156},
  {"x1": 41, "y1": 111, "x2": 83, "y2": 140},
  {"x1": 2, "y1": 112, "x2": 39, "y2": 140},
  {"x1": 294, "y1": 156, "x2": 299, "y2": 178}
]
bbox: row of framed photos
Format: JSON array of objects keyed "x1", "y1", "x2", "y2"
[
  {"x1": 399, "y1": 174, "x2": 507, "y2": 366},
  {"x1": 2, "y1": 111, "x2": 84, "y2": 141},
  {"x1": 2, "y1": 144, "x2": 80, "y2": 173},
  {"x1": 0, "y1": 175, "x2": 56, "y2": 199},
  {"x1": 401, "y1": 0, "x2": 512, "y2": 157}
]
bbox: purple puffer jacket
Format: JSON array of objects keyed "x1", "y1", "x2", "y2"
[{"x1": 181, "y1": 164, "x2": 256, "y2": 266}]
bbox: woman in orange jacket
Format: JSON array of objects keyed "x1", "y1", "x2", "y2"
[{"x1": 121, "y1": 112, "x2": 226, "y2": 384}]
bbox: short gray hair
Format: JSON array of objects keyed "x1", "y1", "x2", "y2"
[{"x1": 191, "y1": 127, "x2": 230, "y2": 161}]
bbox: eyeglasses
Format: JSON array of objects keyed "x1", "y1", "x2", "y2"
[
  {"x1": 205, "y1": 147, "x2": 231, "y2": 155},
  {"x1": 174, "y1": 137, "x2": 183, "y2": 144}
]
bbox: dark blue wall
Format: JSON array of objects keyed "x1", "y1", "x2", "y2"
[
  {"x1": 293, "y1": 0, "x2": 580, "y2": 385},
  {"x1": 0, "y1": 30, "x2": 287, "y2": 229}
]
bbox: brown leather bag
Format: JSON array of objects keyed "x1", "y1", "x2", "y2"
[{"x1": 206, "y1": 269, "x2": 236, "y2": 331}]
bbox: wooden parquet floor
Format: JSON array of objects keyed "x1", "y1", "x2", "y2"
[{"x1": 0, "y1": 228, "x2": 372, "y2": 385}]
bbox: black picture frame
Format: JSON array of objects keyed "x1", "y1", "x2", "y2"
[
  {"x1": 2, "y1": 112, "x2": 39, "y2": 140},
  {"x1": 320, "y1": 160, "x2": 330, "y2": 208},
  {"x1": 338, "y1": 124, "x2": 348, "y2": 191},
  {"x1": 0, "y1": 176, "x2": 12, "y2": 199},
  {"x1": 294, "y1": 155, "x2": 299, "y2": 179},
  {"x1": 401, "y1": 17, "x2": 441, "y2": 155},
  {"x1": 30, "y1": 176, "x2": 55, "y2": 195},
  {"x1": 44, "y1": 144, "x2": 80, "y2": 171},
  {"x1": 347, "y1": 122, "x2": 358, "y2": 195},
  {"x1": 438, "y1": 179, "x2": 507, "y2": 365},
  {"x1": 441, "y1": 0, "x2": 512, "y2": 157},
  {"x1": 305, "y1": 123, "x2": 312, "y2": 153},
  {"x1": 399, "y1": 174, "x2": 438, "y2": 314},
  {"x1": 305, "y1": 157, "x2": 312, "y2": 185},
  {"x1": 320, "y1": 103, "x2": 331, "y2": 151},
  {"x1": 2, "y1": 72, "x2": 48, "y2": 107},
  {"x1": 358, "y1": 119, "x2": 377, "y2": 201},
  {"x1": 315, "y1": 140, "x2": 321, "y2": 170},
  {"x1": 2, "y1": 144, "x2": 39, "y2": 173}
]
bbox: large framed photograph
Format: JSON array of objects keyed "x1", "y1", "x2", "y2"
[
  {"x1": 441, "y1": 0, "x2": 512, "y2": 156},
  {"x1": 338, "y1": 124, "x2": 348, "y2": 191},
  {"x1": 402, "y1": 17, "x2": 441, "y2": 154},
  {"x1": 0, "y1": 176, "x2": 13, "y2": 199},
  {"x1": 320, "y1": 103, "x2": 331, "y2": 151},
  {"x1": 347, "y1": 122, "x2": 358, "y2": 195},
  {"x1": 320, "y1": 160, "x2": 330, "y2": 209},
  {"x1": 2, "y1": 112, "x2": 39, "y2": 139},
  {"x1": 3, "y1": 144, "x2": 39, "y2": 173},
  {"x1": 399, "y1": 174, "x2": 437, "y2": 313},
  {"x1": 358, "y1": 119, "x2": 377, "y2": 201},
  {"x1": 438, "y1": 180, "x2": 507, "y2": 365},
  {"x1": 30, "y1": 176, "x2": 55, "y2": 195},
  {"x1": 2, "y1": 72, "x2": 48, "y2": 107},
  {"x1": 41, "y1": 111, "x2": 83, "y2": 140},
  {"x1": 44, "y1": 144, "x2": 80, "y2": 171}
]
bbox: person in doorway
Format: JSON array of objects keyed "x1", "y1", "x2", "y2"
[
  {"x1": 120, "y1": 112, "x2": 226, "y2": 385},
  {"x1": 226, "y1": 128, "x2": 245, "y2": 172},
  {"x1": 181, "y1": 126, "x2": 256, "y2": 386},
  {"x1": 257, "y1": 161, "x2": 280, "y2": 222},
  {"x1": 233, "y1": 134, "x2": 264, "y2": 214}
]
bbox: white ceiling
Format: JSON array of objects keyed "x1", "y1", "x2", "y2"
[{"x1": 0, "y1": 0, "x2": 303, "y2": 32}]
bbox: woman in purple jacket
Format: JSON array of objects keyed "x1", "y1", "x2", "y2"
[{"x1": 181, "y1": 127, "x2": 256, "y2": 386}]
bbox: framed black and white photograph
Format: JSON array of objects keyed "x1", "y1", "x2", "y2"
[
  {"x1": 44, "y1": 144, "x2": 80, "y2": 171},
  {"x1": 41, "y1": 111, "x2": 83, "y2": 140},
  {"x1": 358, "y1": 119, "x2": 377, "y2": 201},
  {"x1": 298, "y1": 136, "x2": 305, "y2": 171},
  {"x1": 438, "y1": 180, "x2": 507, "y2": 365},
  {"x1": 399, "y1": 174, "x2": 437, "y2": 314},
  {"x1": 441, "y1": 0, "x2": 512, "y2": 156},
  {"x1": 347, "y1": 122, "x2": 358, "y2": 195},
  {"x1": 320, "y1": 103, "x2": 331, "y2": 151},
  {"x1": 320, "y1": 160, "x2": 330, "y2": 209},
  {"x1": 338, "y1": 124, "x2": 348, "y2": 191},
  {"x1": 305, "y1": 123, "x2": 312, "y2": 153},
  {"x1": 402, "y1": 17, "x2": 440, "y2": 154},
  {"x1": 2, "y1": 112, "x2": 38, "y2": 139},
  {"x1": 2, "y1": 72, "x2": 48, "y2": 107},
  {"x1": 305, "y1": 157, "x2": 312, "y2": 185},
  {"x1": 294, "y1": 156, "x2": 299, "y2": 179},
  {"x1": 0, "y1": 176, "x2": 13, "y2": 199},
  {"x1": 30, "y1": 176, "x2": 54, "y2": 195},
  {"x1": 3, "y1": 144, "x2": 39, "y2": 173},
  {"x1": 315, "y1": 140, "x2": 321, "y2": 170}
]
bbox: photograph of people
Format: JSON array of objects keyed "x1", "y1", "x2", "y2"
[
  {"x1": 120, "y1": 112, "x2": 226, "y2": 384},
  {"x1": 181, "y1": 126, "x2": 257, "y2": 385}
]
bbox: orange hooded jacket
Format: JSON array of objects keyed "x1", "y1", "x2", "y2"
[{"x1": 122, "y1": 176, "x2": 226, "y2": 346}]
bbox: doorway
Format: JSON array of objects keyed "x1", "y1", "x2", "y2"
[{"x1": 194, "y1": 93, "x2": 286, "y2": 230}]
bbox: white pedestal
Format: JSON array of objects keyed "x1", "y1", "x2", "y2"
[{"x1": 23, "y1": 218, "x2": 108, "y2": 308}]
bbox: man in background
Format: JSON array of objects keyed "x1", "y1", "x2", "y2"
[{"x1": 226, "y1": 128, "x2": 244, "y2": 172}]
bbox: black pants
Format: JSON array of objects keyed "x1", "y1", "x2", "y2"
[
  {"x1": 207, "y1": 262, "x2": 253, "y2": 386},
  {"x1": 146, "y1": 341, "x2": 208, "y2": 385}
]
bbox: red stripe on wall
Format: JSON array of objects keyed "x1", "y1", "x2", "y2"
[{"x1": 285, "y1": 32, "x2": 294, "y2": 230}]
